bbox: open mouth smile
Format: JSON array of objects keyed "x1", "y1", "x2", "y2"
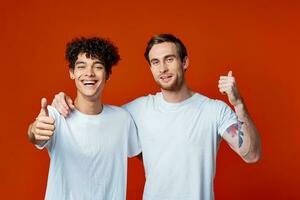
[{"x1": 81, "y1": 80, "x2": 98, "y2": 86}]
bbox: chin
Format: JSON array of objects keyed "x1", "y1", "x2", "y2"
[
  {"x1": 79, "y1": 89, "x2": 102, "y2": 99},
  {"x1": 158, "y1": 80, "x2": 182, "y2": 91}
]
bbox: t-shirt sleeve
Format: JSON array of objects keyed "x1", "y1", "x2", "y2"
[
  {"x1": 35, "y1": 106, "x2": 58, "y2": 153},
  {"x1": 216, "y1": 100, "x2": 238, "y2": 137},
  {"x1": 122, "y1": 97, "x2": 145, "y2": 120},
  {"x1": 127, "y1": 116, "x2": 142, "y2": 158}
]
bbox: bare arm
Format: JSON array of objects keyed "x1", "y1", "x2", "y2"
[{"x1": 218, "y1": 71, "x2": 261, "y2": 163}]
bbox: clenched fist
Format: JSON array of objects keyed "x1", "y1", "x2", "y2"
[
  {"x1": 218, "y1": 71, "x2": 243, "y2": 107},
  {"x1": 29, "y1": 98, "x2": 55, "y2": 143}
]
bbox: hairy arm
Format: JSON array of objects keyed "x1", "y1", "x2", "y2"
[
  {"x1": 219, "y1": 71, "x2": 261, "y2": 163},
  {"x1": 222, "y1": 103, "x2": 261, "y2": 163}
]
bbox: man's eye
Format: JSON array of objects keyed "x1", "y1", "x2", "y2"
[
  {"x1": 95, "y1": 65, "x2": 104, "y2": 69},
  {"x1": 151, "y1": 61, "x2": 159, "y2": 66},
  {"x1": 76, "y1": 65, "x2": 85, "y2": 69},
  {"x1": 166, "y1": 57, "x2": 174, "y2": 63}
]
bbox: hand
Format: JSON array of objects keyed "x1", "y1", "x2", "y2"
[
  {"x1": 51, "y1": 92, "x2": 75, "y2": 117},
  {"x1": 31, "y1": 98, "x2": 55, "y2": 141},
  {"x1": 218, "y1": 71, "x2": 243, "y2": 107}
]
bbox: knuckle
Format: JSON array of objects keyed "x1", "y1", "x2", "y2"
[
  {"x1": 36, "y1": 121, "x2": 41, "y2": 127},
  {"x1": 49, "y1": 118, "x2": 55, "y2": 124},
  {"x1": 35, "y1": 135, "x2": 40, "y2": 140},
  {"x1": 35, "y1": 129, "x2": 40, "y2": 134}
]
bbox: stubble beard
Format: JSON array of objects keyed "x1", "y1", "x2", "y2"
[{"x1": 157, "y1": 75, "x2": 184, "y2": 92}]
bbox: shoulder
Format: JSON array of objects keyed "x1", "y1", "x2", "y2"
[
  {"x1": 193, "y1": 93, "x2": 233, "y2": 116},
  {"x1": 122, "y1": 93, "x2": 157, "y2": 111},
  {"x1": 212, "y1": 99, "x2": 232, "y2": 111},
  {"x1": 104, "y1": 104, "x2": 133, "y2": 119},
  {"x1": 196, "y1": 93, "x2": 229, "y2": 110}
]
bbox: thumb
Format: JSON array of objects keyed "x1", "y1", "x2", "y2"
[
  {"x1": 228, "y1": 70, "x2": 232, "y2": 77},
  {"x1": 39, "y1": 98, "x2": 49, "y2": 116}
]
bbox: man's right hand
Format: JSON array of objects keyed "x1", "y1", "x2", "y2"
[
  {"x1": 29, "y1": 98, "x2": 55, "y2": 143},
  {"x1": 51, "y1": 92, "x2": 75, "y2": 117}
]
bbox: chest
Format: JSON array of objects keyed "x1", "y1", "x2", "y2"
[
  {"x1": 136, "y1": 107, "x2": 218, "y2": 146},
  {"x1": 54, "y1": 117, "x2": 127, "y2": 160}
]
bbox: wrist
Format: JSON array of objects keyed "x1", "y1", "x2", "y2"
[{"x1": 234, "y1": 102, "x2": 244, "y2": 110}]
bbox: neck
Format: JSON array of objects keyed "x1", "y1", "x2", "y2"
[
  {"x1": 74, "y1": 93, "x2": 103, "y2": 115},
  {"x1": 161, "y1": 81, "x2": 193, "y2": 103}
]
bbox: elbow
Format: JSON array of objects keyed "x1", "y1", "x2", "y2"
[{"x1": 242, "y1": 151, "x2": 261, "y2": 163}]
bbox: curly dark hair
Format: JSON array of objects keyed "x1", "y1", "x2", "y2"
[
  {"x1": 144, "y1": 34, "x2": 187, "y2": 64},
  {"x1": 66, "y1": 37, "x2": 120, "y2": 78}
]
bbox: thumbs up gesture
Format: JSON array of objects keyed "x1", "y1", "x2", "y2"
[
  {"x1": 218, "y1": 71, "x2": 243, "y2": 107},
  {"x1": 30, "y1": 98, "x2": 55, "y2": 142}
]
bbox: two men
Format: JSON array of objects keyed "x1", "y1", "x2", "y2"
[
  {"x1": 31, "y1": 34, "x2": 261, "y2": 200},
  {"x1": 28, "y1": 37, "x2": 140, "y2": 199}
]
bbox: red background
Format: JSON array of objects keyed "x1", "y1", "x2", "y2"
[{"x1": 1, "y1": 0, "x2": 299, "y2": 199}]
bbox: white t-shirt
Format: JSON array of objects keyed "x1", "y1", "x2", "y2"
[
  {"x1": 37, "y1": 105, "x2": 141, "y2": 200},
  {"x1": 123, "y1": 92, "x2": 237, "y2": 200}
]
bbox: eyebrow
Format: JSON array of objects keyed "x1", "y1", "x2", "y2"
[
  {"x1": 75, "y1": 61, "x2": 86, "y2": 65},
  {"x1": 150, "y1": 58, "x2": 159, "y2": 63},
  {"x1": 75, "y1": 60, "x2": 104, "y2": 65},
  {"x1": 150, "y1": 54, "x2": 176, "y2": 63},
  {"x1": 93, "y1": 61, "x2": 104, "y2": 65},
  {"x1": 164, "y1": 54, "x2": 176, "y2": 59}
]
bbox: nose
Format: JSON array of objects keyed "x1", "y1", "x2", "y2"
[
  {"x1": 84, "y1": 67, "x2": 95, "y2": 76},
  {"x1": 159, "y1": 62, "x2": 168, "y2": 73}
]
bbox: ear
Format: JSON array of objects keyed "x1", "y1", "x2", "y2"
[
  {"x1": 69, "y1": 69, "x2": 75, "y2": 79},
  {"x1": 182, "y1": 56, "x2": 189, "y2": 72}
]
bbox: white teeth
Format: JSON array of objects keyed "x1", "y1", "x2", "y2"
[
  {"x1": 161, "y1": 75, "x2": 172, "y2": 79},
  {"x1": 83, "y1": 80, "x2": 97, "y2": 85}
]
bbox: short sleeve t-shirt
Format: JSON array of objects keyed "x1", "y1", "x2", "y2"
[
  {"x1": 37, "y1": 105, "x2": 141, "y2": 200},
  {"x1": 123, "y1": 92, "x2": 237, "y2": 200}
]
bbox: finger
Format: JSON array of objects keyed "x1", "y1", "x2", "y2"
[
  {"x1": 218, "y1": 85, "x2": 233, "y2": 93},
  {"x1": 35, "y1": 135, "x2": 50, "y2": 141},
  {"x1": 66, "y1": 96, "x2": 75, "y2": 110},
  {"x1": 58, "y1": 92, "x2": 71, "y2": 111},
  {"x1": 228, "y1": 70, "x2": 232, "y2": 77},
  {"x1": 219, "y1": 76, "x2": 234, "y2": 81},
  {"x1": 218, "y1": 83, "x2": 234, "y2": 88},
  {"x1": 36, "y1": 116, "x2": 55, "y2": 124},
  {"x1": 52, "y1": 99, "x2": 69, "y2": 117},
  {"x1": 35, "y1": 122, "x2": 55, "y2": 131},
  {"x1": 35, "y1": 129, "x2": 54, "y2": 137},
  {"x1": 40, "y1": 98, "x2": 48, "y2": 116},
  {"x1": 218, "y1": 79, "x2": 234, "y2": 84}
]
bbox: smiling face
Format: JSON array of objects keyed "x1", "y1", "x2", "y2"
[
  {"x1": 69, "y1": 53, "x2": 106, "y2": 100},
  {"x1": 148, "y1": 42, "x2": 189, "y2": 91}
]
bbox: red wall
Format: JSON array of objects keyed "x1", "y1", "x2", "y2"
[{"x1": 1, "y1": 0, "x2": 299, "y2": 199}]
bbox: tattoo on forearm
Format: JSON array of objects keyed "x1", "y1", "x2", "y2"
[
  {"x1": 227, "y1": 124, "x2": 237, "y2": 137},
  {"x1": 238, "y1": 120, "x2": 244, "y2": 148},
  {"x1": 226, "y1": 120, "x2": 244, "y2": 148}
]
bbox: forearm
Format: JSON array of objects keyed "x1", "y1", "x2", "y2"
[{"x1": 234, "y1": 101, "x2": 261, "y2": 163}]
